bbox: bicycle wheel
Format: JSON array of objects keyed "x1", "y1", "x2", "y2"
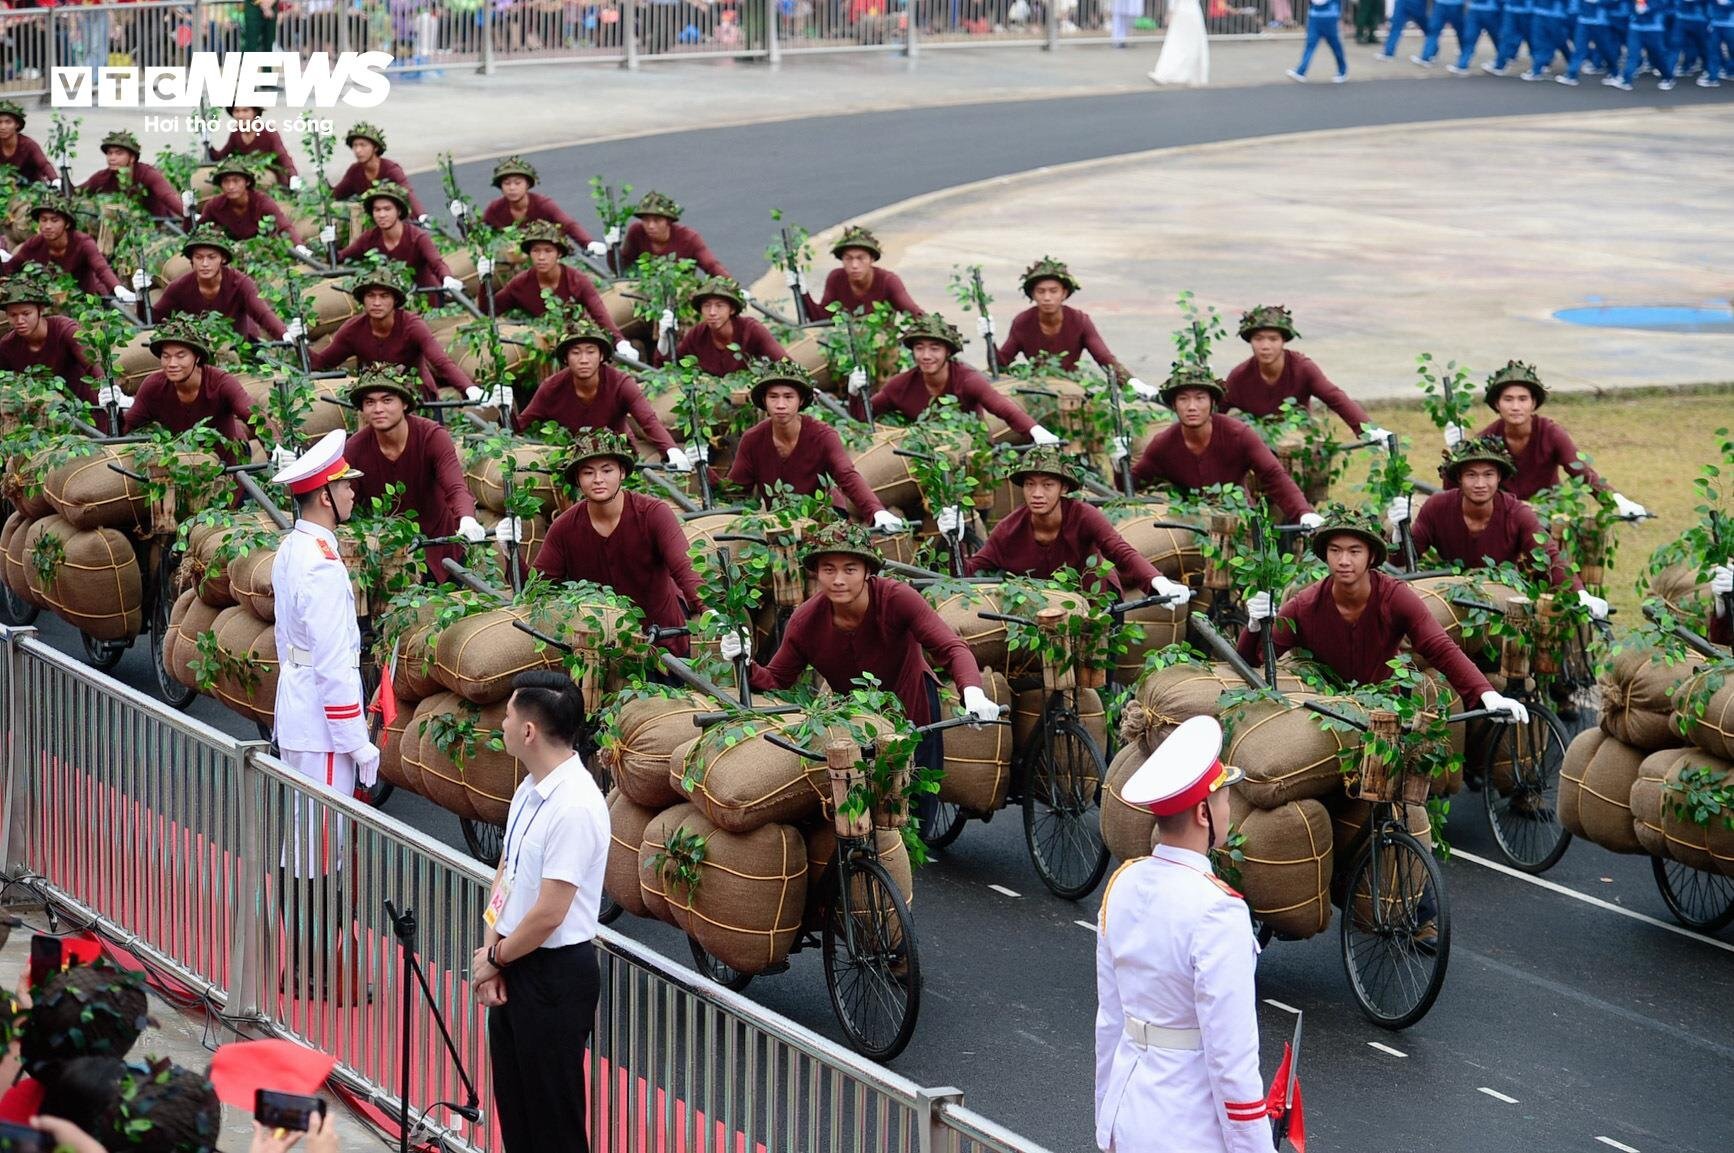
[
  {"x1": 918, "y1": 799, "x2": 967, "y2": 850},
  {"x1": 1651, "y1": 856, "x2": 1734, "y2": 934},
  {"x1": 1481, "y1": 706, "x2": 1572, "y2": 873},
  {"x1": 687, "y1": 937, "x2": 753, "y2": 992},
  {"x1": 149, "y1": 548, "x2": 196, "y2": 709},
  {"x1": 80, "y1": 631, "x2": 126, "y2": 671},
  {"x1": 598, "y1": 893, "x2": 622, "y2": 926},
  {"x1": 822, "y1": 855, "x2": 921, "y2": 1061},
  {"x1": 460, "y1": 818, "x2": 505, "y2": 867},
  {"x1": 1022, "y1": 713, "x2": 1110, "y2": 900},
  {"x1": 1341, "y1": 825, "x2": 1450, "y2": 1030},
  {"x1": 0, "y1": 501, "x2": 36, "y2": 627}
]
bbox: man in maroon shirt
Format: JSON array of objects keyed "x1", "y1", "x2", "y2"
[
  {"x1": 1, "y1": 196, "x2": 126, "y2": 301},
  {"x1": 464, "y1": 156, "x2": 605, "y2": 258},
  {"x1": 0, "y1": 275, "x2": 99, "y2": 407},
  {"x1": 1710, "y1": 564, "x2": 1732, "y2": 647},
  {"x1": 78, "y1": 130, "x2": 185, "y2": 221},
  {"x1": 618, "y1": 191, "x2": 729, "y2": 278},
  {"x1": 866, "y1": 313, "x2": 1058, "y2": 444},
  {"x1": 121, "y1": 315, "x2": 263, "y2": 462},
  {"x1": 0, "y1": 101, "x2": 59, "y2": 185},
  {"x1": 1237, "y1": 505, "x2": 1530, "y2": 723},
  {"x1": 1457, "y1": 361, "x2": 1647, "y2": 516},
  {"x1": 310, "y1": 264, "x2": 476, "y2": 400},
  {"x1": 1127, "y1": 364, "x2": 1320, "y2": 525},
  {"x1": 155, "y1": 224, "x2": 288, "y2": 340},
  {"x1": 329, "y1": 124, "x2": 427, "y2": 219},
  {"x1": 196, "y1": 156, "x2": 299, "y2": 242},
  {"x1": 727, "y1": 361, "x2": 902, "y2": 529},
  {"x1": 792, "y1": 225, "x2": 923, "y2": 320},
  {"x1": 515, "y1": 317, "x2": 688, "y2": 470},
  {"x1": 212, "y1": 106, "x2": 300, "y2": 186},
  {"x1": 666, "y1": 276, "x2": 787, "y2": 376},
  {"x1": 342, "y1": 364, "x2": 485, "y2": 581},
  {"x1": 339, "y1": 182, "x2": 461, "y2": 295},
  {"x1": 1222, "y1": 305, "x2": 1387, "y2": 443},
  {"x1": 993, "y1": 257, "x2": 1146, "y2": 392},
  {"x1": 522, "y1": 429, "x2": 703, "y2": 655},
  {"x1": 492, "y1": 222, "x2": 627, "y2": 349}
]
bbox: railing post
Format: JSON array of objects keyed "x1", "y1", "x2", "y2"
[
  {"x1": 766, "y1": 0, "x2": 781, "y2": 66},
  {"x1": 1045, "y1": 0, "x2": 1060, "y2": 50},
  {"x1": 0, "y1": 627, "x2": 34, "y2": 877},
  {"x1": 479, "y1": 0, "x2": 496, "y2": 74},
  {"x1": 337, "y1": 0, "x2": 351, "y2": 54},
  {"x1": 189, "y1": 0, "x2": 203, "y2": 62},
  {"x1": 916, "y1": 1086, "x2": 966, "y2": 1153},
  {"x1": 623, "y1": 0, "x2": 640, "y2": 70},
  {"x1": 223, "y1": 744, "x2": 275, "y2": 1023},
  {"x1": 904, "y1": 0, "x2": 919, "y2": 62},
  {"x1": 37, "y1": 10, "x2": 56, "y2": 109}
]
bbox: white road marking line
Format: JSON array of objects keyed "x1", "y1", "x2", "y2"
[
  {"x1": 1263, "y1": 999, "x2": 1302, "y2": 1015},
  {"x1": 988, "y1": 884, "x2": 1021, "y2": 898},
  {"x1": 1595, "y1": 1138, "x2": 1641, "y2": 1153},
  {"x1": 1367, "y1": 1041, "x2": 1407, "y2": 1058},
  {"x1": 1477, "y1": 1088, "x2": 1518, "y2": 1104},
  {"x1": 1075, "y1": 919, "x2": 1099, "y2": 933},
  {"x1": 1453, "y1": 849, "x2": 1734, "y2": 956}
]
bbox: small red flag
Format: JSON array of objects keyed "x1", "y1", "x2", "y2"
[
  {"x1": 369, "y1": 640, "x2": 400, "y2": 744},
  {"x1": 1266, "y1": 1041, "x2": 1306, "y2": 1152}
]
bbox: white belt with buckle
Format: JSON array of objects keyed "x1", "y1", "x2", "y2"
[
  {"x1": 284, "y1": 645, "x2": 360, "y2": 668},
  {"x1": 1124, "y1": 1016, "x2": 1203, "y2": 1051}
]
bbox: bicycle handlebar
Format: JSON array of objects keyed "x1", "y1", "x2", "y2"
[
  {"x1": 763, "y1": 731, "x2": 826, "y2": 762},
  {"x1": 690, "y1": 704, "x2": 803, "y2": 729},
  {"x1": 1110, "y1": 592, "x2": 1181, "y2": 616}
]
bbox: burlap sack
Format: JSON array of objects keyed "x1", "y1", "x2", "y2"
[
  {"x1": 1113, "y1": 602, "x2": 1191, "y2": 687},
  {"x1": 1406, "y1": 575, "x2": 1525, "y2": 653},
  {"x1": 1658, "y1": 748, "x2": 1734, "y2": 877},
  {"x1": 1225, "y1": 694, "x2": 1360, "y2": 809},
  {"x1": 804, "y1": 824, "x2": 915, "y2": 907},
  {"x1": 459, "y1": 699, "x2": 528, "y2": 827},
  {"x1": 782, "y1": 331, "x2": 831, "y2": 390},
  {"x1": 1600, "y1": 647, "x2": 1705, "y2": 753},
  {"x1": 598, "y1": 281, "x2": 639, "y2": 332},
  {"x1": 464, "y1": 443, "x2": 561, "y2": 516},
  {"x1": 182, "y1": 514, "x2": 280, "y2": 609},
  {"x1": 1558, "y1": 728, "x2": 1646, "y2": 855},
  {"x1": 1229, "y1": 793, "x2": 1334, "y2": 940},
  {"x1": 1128, "y1": 661, "x2": 1240, "y2": 733},
  {"x1": 115, "y1": 329, "x2": 157, "y2": 392},
  {"x1": 606, "y1": 790, "x2": 660, "y2": 919},
  {"x1": 639, "y1": 803, "x2": 709, "y2": 929},
  {"x1": 431, "y1": 605, "x2": 565, "y2": 705},
  {"x1": 38, "y1": 445, "x2": 191, "y2": 532},
  {"x1": 851, "y1": 426, "x2": 922, "y2": 513},
  {"x1": 237, "y1": 374, "x2": 348, "y2": 442},
  {"x1": 606, "y1": 695, "x2": 713, "y2": 809},
  {"x1": 199, "y1": 605, "x2": 276, "y2": 725},
  {"x1": 1328, "y1": 794, "x2": 1432, "y2": 876},
  {"x1": 1114, "y1": 514, "x2": 1206, "y2": 584},
  {"x1": 376, "y1": 700, "x2": 417, "y2": 795},
  {"x1": 1, "y1": 511, "x2": 37, "y2": 606},
  {"x1": 930, "y1": 584, "x2": 1013, "y2": 673},
  {"x1": 383, "y1": 600, "x2": 443, "y2": 703},
  {"x1": 23, "y1": 516, "x2": 142, "y2": 641},
  {"x1": 1670, "y1": 668, "x2": 1734, "y2": 762},
  {"x1": 1342, "y1": 802, "x2": 1435, "y2": 927},
  {"x1": 1013, "y1": 688, "x2": 1107, "y2": 789},
  {"x1": 166, "y1": 589, "x2": 222, "y2": 693},
  {"x1": 679, "y1": 714, "x2": 896, "y2": 835},
  {"x1": 1101, "y1": 742, "x2": 1157, "y2": 863},
  {"x1": 228, "y1": 544, "x2": 279, "y2": 623},
  {"x1": 393, "y1": 696, "x2": 432, "y2": 797},
  {"x1": 407, "y1": 693, "x2": 480, "y2": 821},
  {"x1": 3, "y1": 458, "x2": 52, "y2": 519},
  {"x1": 1629, "y1": 747, "x2": 1677, "y2": 859},
  {"x1": 1647, "y1": 561, "x2": 1710, "y2": 619},
  {"x1": 937, "y1": 672, "x2": 1013, "y2": 813},
  {"x1": 307, "y1": 278, "x2": 361, "y2": 339},
  {"x1": 670, "y1": 822, "x2": 808, "y2": 975}
]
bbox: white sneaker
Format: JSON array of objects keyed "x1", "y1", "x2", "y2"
[
  {"x1": 1287, "y1": 67, "x2": 1308, "y2": 82},
  {"x1": 1520, "y1": 70, "x2": 1544, "y2": 80},
  {"x1": 1581, "y1": 62, "x2": 1602, "y2": 75},
  {"x1": 1698, "y1": 76, "x2": 1722, "y2": 87},
  {"x1": 1446, "y1": 63, "x2": 1469, "y2": 74},
  {"x1": 1605, "y1": 76, "x2": 1633, "y2": 90},
  {"x1": 1376, "y1": 52, "x2": 1395, "y2": 62},
  {"x1": 1555, "y1": 74, "x2": 1579, "y2": 85},
  {"x1": 1333, "y1": 72, "x2": 1348, "y2": 82},
  {"x1": 1482, "y1": 62, "x2": 1507, "y2": 75},
  {"x1": 1658, "y1": 77, "x2": 1676, "y2": 90},
  {"x1": 1410, "y1": 54, "x2": 1433, "y2": 67}
]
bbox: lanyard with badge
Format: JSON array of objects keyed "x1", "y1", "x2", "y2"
[{"x1": 484, "y1": 780, "x2": 566, "y2": 929}]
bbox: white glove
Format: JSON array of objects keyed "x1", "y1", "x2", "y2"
[
  {"x1": 846, "y1": 367, "x2": 869, "y2": 396},
  {"x1": 782, "y1": 267, "x2": 800, "y2": 288},
  {"x1": 482, "y1": 383, "x2": 509, "y2": 408},
  {"x1": 1029, "y1": 424, "x2": 1061, "y2": 446},
  {"x1": 1577, "y1": 589, "x2": 1609, "y2": 620},
  {"x1": 1611, "y1": 493, "x2": 1647, "y2": 519},
  {"x1": 1151, "y1": 574, "x2": 1192, "y2": 606},
  {"x1": 494, "y1": 516, "x2": 523, "y2": 544},
  {"x1": 180, "y1": 188, "x2": 196, "y2": 210},
  {"x1": 1128, "y1": 377, "x2": 1159, "y2": 400},
  {"x1": 463, "y1": 385, "x2": 484, "y2": 403},
  {"x1": 1109, "y1": 435, "x2": 1130, "y2": 464},
  {"x1": 449, "y1": 198, "x2": 466, "y2": 218},
  {"x1": 665, "y1": 446, "x2": 694, "y2": 473},
  {"x1": 614, "y1": 340, "x2": 636, "y2": 360},
  {"x1": 718, "y1": 628, "x2": 750, "y2": 662},
  {"x1": 97, "y1": 384, "x2": 133, "y2": 411},
  {"x1": 690, "y1": 441, "x2": 710, "y2": 463},
  {"x1": 441, "y1": 275, "x2": 465, "y2": 294},
  {"x1": 935, "y1": 506, "x2": 964, "y2": 536},
  {"x1": 475, "y1": 256, "x2": 493, "y2": 277},
  {"x1": 284, "y1": 318, "x2": 305, "y2": 343},
  {"x1": 739, "y1": 288, "x2": 754, "y2": 303},
  {"x1": 113, "y1": 285, "x2": 138, "y2": 305},
  {"x1": 131, "y1": 267, "x2": 150, "y2": 290},
  {"x1": 1245, "y1": 590, "x2": 1274, "y2": 631},
  {"x1": 415, "y1": 214, "x2": 432, "y2": 228},
  {"x1": 1298, "y1": 511, "x2": 1324, "y2": 529},
  {"x1": 352, "y1": 742, "x2": 380, "y2": 787},
  {"x1": 1363, "y1": 424, "x2": 1396, "y2": 449},
  {"x1": 657, "y1": 308, "x2": 676, "y2": 337},
  {"x1": 288, "y1": 174, "x2": 303, "y2": 193},
  {"x1": 871, "y1": 509, "x2": 906, "y2": 533},
  {"x1": 604, "y1": 225, "x2": 621, "y2": 246},
  {"x1": 962, "y1": 685, "x2": 1001, "y2": 724},
  {"x1": 269, "y1": 443, "x2": 297, "y2": 470},
  {"x1": 318, "y1": 225, "x2": 336, "y2": 245},
  {"x1": 1443, "y1": 422, "x2": 1465, "y2": 449},
  {"x1": 1386, "y1": 495, "x2": 1411, "y2": 527},
  {"x1": 457, "y1": 515, "x2": 487, "y2": 543},
  {"x1": 0, "y1": 247, "x2": 10, "y2": 263},
  {"x1": 291, "y1": 244, "x2": 315, "y2": 260},
  {"x1": 1481, "y1": 690, "x2": 1530, "y2": 726},
  {"x1": 586, "y1": 240, "x2": 608, "y2": 258},
  {"x1": 1712, "y1": 563, "x2": 1733, "y2": 610},
  {"x1": 975, "y1": 314, "x2": 994, "y2": 338}
]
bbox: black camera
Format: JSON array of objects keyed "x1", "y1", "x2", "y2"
[{"x1": 254, "y1": 1089, "x2": 328, "y2": 1132}]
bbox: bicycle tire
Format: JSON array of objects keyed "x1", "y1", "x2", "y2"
[
  {"x1": 1481, "y1": 705, "x2": 1572, "y2": 874},
  {"x1": 1022, "y1": 712, "x2": 1111, "y2": 900},
  {"x1": 150, "y1": 547, "x2": 197, "y2": 710},
  {"x1": 822, "y1": 854, "x2": 921, "y2": 1061},
  {"x1": 598, "y1": 892, "x2": 623, "y2": 926},
  {"x1": 80, "y1": 631, "x2": 126, "y2": 671},
  {"x1": 1341, "y1": 825, "x2": 1450, "y2": 1030},
  {"x1": 918, "y1": 800, "x2": 968, "y2": 850},
  {"x1": 460, "y1": 817, "x2": 505, "y2": 867},
  {"x1": 687, "y1": 936, "x2": 754, "y2": 992},
  {"x1": 1651, "y1": 856, "x2": 1734, "y2": 934},
  {"x1": 0, "y1": 501, "x2": 37, "y2": 627}
]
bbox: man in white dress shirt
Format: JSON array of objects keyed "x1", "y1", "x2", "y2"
[{"x1": 470, "y1": 670, "x2": 609, "y2": 1153}]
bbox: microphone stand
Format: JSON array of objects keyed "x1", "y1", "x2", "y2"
[{"x1": 384, "y1": 900, "x2": 482, "y2": 1153}]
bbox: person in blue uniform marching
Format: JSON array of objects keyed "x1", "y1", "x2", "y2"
[
  {"x1": 1415, "y1": 0, "x2": 1468, "y2": 62},
  {"x1": 1490, "y1": 0, "x2": 1536, "y2": 69},
  {"x1": 1522, "y1": 0, "x2": 1574, "y2": 75},
  {"x1": 1609, "y1": 0, "x2": 1678, "y2": 86},
  {"x1": 1382, "y1": 0, "x2": 1434, "y2": 57},
  {"x1": 1288, "y1": 0, "x2": 1351, "y2": 80},
  {"x1": 1451, "y1": 0, "x2": 1508, "y2": 69},
  {"x1": 1672, "y1": 0, "x2": 1712, "y2": 73},
  {"x1": 1558, "y1": 0, "x2": 1623, "y2": 81},
  {"x1": 1705, "y1": 0, "x2": 1734, "y2": 84}
]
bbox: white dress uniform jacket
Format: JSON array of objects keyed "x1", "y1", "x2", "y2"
[
  {"x1": 272, "y1": 520, "x2": 367, "y2": 759},
  {"x1": 1095, "y1": 843, "x2": 1269, "y2": 1153}
]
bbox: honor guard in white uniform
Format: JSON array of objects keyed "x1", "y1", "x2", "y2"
[
  {"x1": 1095, "y1": 716, "x2": 1271, "y2": 1153},
  {"x1": 269, "y1": 429, "x2": 380, "y2": 801}
]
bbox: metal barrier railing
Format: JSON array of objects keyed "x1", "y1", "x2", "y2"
[{"x1": 0, "y1": 625, "x2": 1053, "y2": 1153}]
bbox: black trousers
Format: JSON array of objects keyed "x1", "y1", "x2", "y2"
[{"x1": 489, "y1": 941, "x2": 600, "y2": 1153}]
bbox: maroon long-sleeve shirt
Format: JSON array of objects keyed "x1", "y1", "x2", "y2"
[
  {"x1": 211, "y1": 129, "x2": 298, "y2": 180},
  {"x1": 749, "y1": 576, "x2": 982, "y2": 726},
  {"x1": 0, "y1": 315, "x2": 99, "y2": 405},
  {"x1": 156, "y1": 267, "x2": 286, "y2": 340},
  {"x1": 514, "y1": 365, "x2": 676, "y2": 453},
  {"x1": 310, "y1": 310, "x2": 474, "y2": 399},
  {"x1": 329, "y1": 159, "x2": 426, "y2": 216},
  {"x1": 801, "y1": 267, "x2": 923, "y2": 318},
  {"x1": 481, "y1": 194, "x2": 595, "y2": 248},
  {"x1": 1463, "y1": 416, "x2": 1605, "y2": 502},
  {"x1": 123, "y1": 366, "x2": 256, "y2": 450},
  {"x1": 871, "y1": 362, "x2": 1036, "y2": 435},
  {"x1": 1711, "y1": 608, "x2": 1731, "y2": 647},
  {"x1": 1222, "y1": 351, "x2": 1369, "y2": 433},
  {"x1": 1131, "y1": 415, "x2": 1311, "y2": 521},
  {"x1": 339, "y1": 226, "x2": 451, "y2": 291},
  {"x1": 996, "y1": 305, "x2": 1118, "y2": 374},
  {"x1": 3, "y1": 232, "x2": 120, "y2": 296},
  {"x1": 619, "y1": 221, "x2": 728, "y2": 278},
  {"x1": 493, "y1": 266, "x2": 621, "y2": 338},
  {"x1": 728, "y1": 415, "x2": 885, "y2": 516},
  {"x1": 80, "y1": 163, "x2": 183, "y2": 220},
  {"x1": 0, "y1": 135, "x2": 58, "y2": 185},
  {"x1": 670, "y1": 316, "x2": 788, "y2": 377},
  {"x1": 345, "y1": 415, "x2": 475, "y2": 577},
  {"x1": 1411, "y1": 489, "x2": 1577, "y2": 590},
  {"x1": 533, "y1": 491, "x2": 701, "y2": 656},
  {"x1": 1236, "y1": 571, "x2": 1494, "y2": 701},
  {"x1": 198, "y1": 190, "x2": 295, "y2": 241},
  {"x1": 964, "y1": 500, "x2": 1157, "y2": 593}
]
